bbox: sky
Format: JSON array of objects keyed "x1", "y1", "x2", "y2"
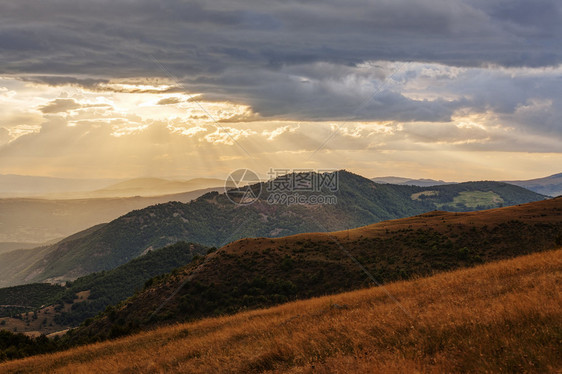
[{"x1": 0, "y1": 0, "x2": 561, "y2": 181}]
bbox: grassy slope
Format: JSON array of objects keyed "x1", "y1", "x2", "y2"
[
  {"x1": 0, "y1": 171, "x2": 546, "y2": 287},
  {"x1": 2, "y1": 247, "x2": 560, "y2": 373},
  {"x1": 70, "y1": 197, "x2": 562, "y2": 343}
]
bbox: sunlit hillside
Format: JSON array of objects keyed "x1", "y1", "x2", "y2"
[{"x1": 2, "y1": 247, "x2": 560, "y2": 373}]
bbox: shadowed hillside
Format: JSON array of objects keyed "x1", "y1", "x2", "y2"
[
  {"x1": 0, "y1": 242, "x2": 209, "y2": 335},
  {"x1": 2, "y1": 247, "x2": 560, "y2": 373},
  {"x1": 67, "y1": 197, "x2": 562, "y2": 344}
]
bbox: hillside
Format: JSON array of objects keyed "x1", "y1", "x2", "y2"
[
  {"x1": 0, "y1": 171, "x2": 545, "y2": 287},
  {"x1": 0, "y1": 284, "x2": 64, "y2": 318},
  {"x1": 2, "y1": 247, "x2": 560, "y2": 372},
  {"x1": 507, "y1": 172, "x2": 562, "y2": 197},
  {"x1": 0, "y1": 242, "x2": 47, "y2": 255},
  {"x1": 0, "y1": 242, "x2": 209, "y2": 334},
  {"x1": 0, "y1": 187, "x2": 220, "y2": 244},
  {"x1": 67, "y1": 197, "x2": 562, "y2": 343}
]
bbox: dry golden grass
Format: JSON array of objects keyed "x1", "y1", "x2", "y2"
[
  {"x1": 223, "y1": 196, "x2": 562, "y2": 253},
  {"x1": 2, "y1": 248, "x2": 561, "y2": 373}
]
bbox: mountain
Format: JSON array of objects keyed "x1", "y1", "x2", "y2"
[
  {"x1": 372, "y1": 172, "x2": 562, "y2": 196},
  {"x1": 0, "y1": 242, "x2": 48, "y2": 255},
  {"x1": 371, "y1": 176, "x2": 451, "y2": 186},
  {"x1": 89, "y1": 177, "x2": 229, "y2": 198},
  {"x1": 0, "y1": 175, "x2": 227, "y2": 199},
  {"x1": 0, "y1": 171, "x2": 546, "y2": 287},
  {"x1": 0, "y1": 175, "x2": 119, "y2": 198},
  {"x1": 67, "y1": 197, "x2": 562, "y2": 343},
  {"x1": 0, "y1": 242, "x2": 209, "y2": 334},
  {"x1": 0, "y1": 188, "x2": 221, "y2": 244},
  {"x1": 506, "y1": 172, "x2": 562, "y2": 197}
]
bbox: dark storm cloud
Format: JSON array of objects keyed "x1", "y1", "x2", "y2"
[
  {"x1": 1, "y1": 0, "x2": 561, "y2": 126},
  {"x1": 1, "y1": 0, "x2": 560, "y2": 76}
]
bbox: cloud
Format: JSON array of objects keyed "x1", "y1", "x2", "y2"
[
  {"x1": 0, "y1": 127, "x2": 12, "y2": 146},
  {"x1": 38, "y1": 98, "x2": 113, "y2": 114},
  {"x1": 1, "y1": 1, "x2": 560, "y2": 131},
  {"x1": 0, "y1": 2, "x2": 560, "y2": 180},
  {"x1": 1, "y1": 0, "x2": 561, "y2": 78},
  {"x1": 157, "y1": 97, "x2": 182, "y2": 105},
  {"x1": 39, "y1": 98, "x2": 82, "y2": 113}
]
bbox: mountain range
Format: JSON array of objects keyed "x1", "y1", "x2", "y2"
[
  {"x1": 372, "y1": 172, "x2": 562, "y2": 197},
  {"x1": 0, "y1": 175, "x2": 228, "y2": 199},
  {"x1": 66, "y1": 196, "x2": 562, "y2": 344},
  {"x1": 0, "y1": 188, "x2": 559, "y2": 364},
  {"x1": 0, "y1": 187, "x2": 221, "y2": 244},
  {"x1": 371, "y1": 176, "x2": 451, "y2": 186},
  {"x1": 0, "y1": 171, "x2": 546, "y2": 287},
  {"x1": 0, "y1": 175, "x2": 118, "y2": 198},
  {"x1": 88, "y1": 177, "x2": 228, "y2": 198},
  {"x1": 506, "y1": 172, "x2": 562, "y2": 197}
]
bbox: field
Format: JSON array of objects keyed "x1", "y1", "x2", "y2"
[
  {"x1": 435, "y1": 190, "x2": 504, "y2": 209},
  {"x1": 0, "y1": 291, "x2": 90, "y2": 337},
  {"x1": 2, "y1": 247, "x2": 560, "y2": 373}
]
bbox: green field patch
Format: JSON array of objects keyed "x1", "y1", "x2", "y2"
[
  {"x1": 410, "y1": 190, "x2": 439, "y2": 200},
  {"x1": 437, "y1": 191, "x2": 504, "y2": 208}
]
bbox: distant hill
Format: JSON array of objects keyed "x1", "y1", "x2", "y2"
[
  {"x1": 0, "y1": 174, "x2": 118, "y2": 198},
  {"x1": 0, "y1": 187, "x2": 220, "y2": 243},
  {"x1": 0, "y1": 242, "x2": 48, "y2": 255},
  {"x1": 0, "y1": 175, "x2": 228, "y2": 199},
  {"x1": 66, "y1": 197, "x2": 562, "y2": 344},
  {"x1": 90, "y1": 177, "x2": 229, "y2": 198},
  {"x1": 371, "y1": 176, "x2": 451, "y2": 186},
  {"x1": 506, "y1": 172, "x2": 562, "y2": 197},
  {"x1": 372, "y1": 172, "x2": 562, "y2": 197},
  {"x1": 0, "y1": 171, "x2": 546, "y2": 287}
]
